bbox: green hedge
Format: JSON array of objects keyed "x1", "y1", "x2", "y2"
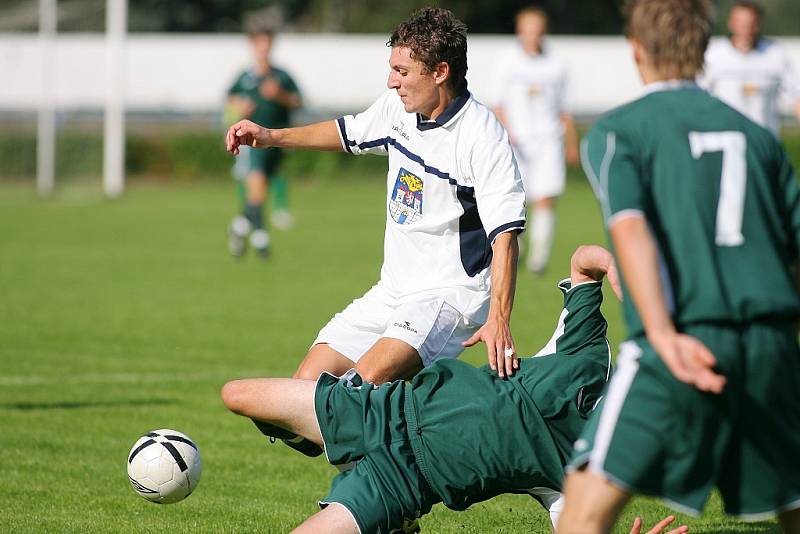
[
  {"x1": 2, "y1": 126, "x2": 798, "y2": 183},
  {"x1": 0, "y1": 128, "x2": 387, "y2": 182}
]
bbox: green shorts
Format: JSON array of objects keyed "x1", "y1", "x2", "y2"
[
  {"x1": 314, "y1": 371, "x2": 438, "y2": 533},
  {"x1": 570, "y1": 321, "x2": 800, "y2": 519},
  {"x1": 232, "y1": 145, "x2": 283, "y2": 179}
]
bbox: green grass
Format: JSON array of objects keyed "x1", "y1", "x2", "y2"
[{"x1": 0, "y1": 165, "x2": 785, "y2": 532}]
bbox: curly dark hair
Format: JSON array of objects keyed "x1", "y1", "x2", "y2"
[{"x1": 387, "y1": 7, "x2": 468, "y2": 93}]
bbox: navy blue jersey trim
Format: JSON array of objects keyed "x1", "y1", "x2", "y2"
[
  {"x1": 336, "y1": 117, "x2": 353, "y2": 154},
  {"x1": 457, "y1": 187, "x2": 492, "y2": 276},
  {"x1": 415, "y1": 85, "x2": 470, "y2": 131},
  {"x1": 488, "y1": 220, "x2": 526, "y2": 243}
]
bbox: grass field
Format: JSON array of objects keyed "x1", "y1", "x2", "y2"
[{"x1": 0, "y1": 158, "x2": 789, "y2": 532}]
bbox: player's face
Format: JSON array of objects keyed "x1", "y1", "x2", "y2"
[
  {"x1": 387, "y1": 46, "x2": 440, "y2": 116},
  {"x1": 728, "y1": 7, "x2": 760, "y2": 47},
  {"x1": 251, "y1": 34, "x2": 273, "y2": 63},
  {"x1": 516, "y1": 13, "x2": 547, "y2": 54}
]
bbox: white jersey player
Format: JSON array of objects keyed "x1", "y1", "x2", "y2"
[
  {"x1": 491, "y1": 7, "x2": 578, "y2": 274},
  {"x1": 225, "y1": 9, "x2": 526, "y2": 449},
  {"x1": 701, "y1": 1, "x2": 800, "y2": 136}
]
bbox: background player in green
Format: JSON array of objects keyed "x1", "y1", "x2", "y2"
[
  {"x1": 558, "y1": 0, "x2": 800, "y2": 532},
  {"x1": 221, "y1": 245, "x2": 688, "y2": 534},
  {"x1": 226, "y1": 23, "x2": 301, "y2": 257}
]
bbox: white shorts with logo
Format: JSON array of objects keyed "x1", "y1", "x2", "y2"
[
  {"x1": 514, "y1": 136, "x2": 566, "y2": 201},
  {"x1": 313, "y1": 283, "x2": 489, "y2": 366}
]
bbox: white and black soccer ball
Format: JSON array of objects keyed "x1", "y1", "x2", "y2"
[{"x1": 127, "y1": 429, "x2": 202, "y2": 504}]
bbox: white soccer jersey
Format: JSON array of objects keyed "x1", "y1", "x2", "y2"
[
  {"x1": 336, "y1": 88, "x2": 526, "y2": 298},
  {"x1": 490, "y1": 44, "x2": 569, "y2": 140},
  {"x1": 701, "y1": 37, "x2": 799, "y2": 135}
]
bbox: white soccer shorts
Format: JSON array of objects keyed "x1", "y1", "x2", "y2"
[
  {"x1": 515, "y1": 136, "x2": 566, "y2": 201},
  {"x1": 312, "y1": 283, "x2": 489, "y2": 366}
]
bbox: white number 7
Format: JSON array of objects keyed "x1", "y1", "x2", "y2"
[{"x1": 688, "y1": 131, "x2": 747, "y2": 246}]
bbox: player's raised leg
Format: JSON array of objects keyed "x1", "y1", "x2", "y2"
[
  {"x1": 292, "y1": 503, "x2": 360, "y2": 534},
  {"x1": 557, "y1": 469, "x2": 631, "y2": 533},
  {"x1": 220, "y1": 377, "x2": 322, "y2": 446}
]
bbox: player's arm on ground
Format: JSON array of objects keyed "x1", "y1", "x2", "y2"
[
  {"x1": 609, "y1": 215, "x2": 725, "y2": 394},
  {"x1": 628, "y1": 514, "x2": 689, "y2": 534},
  {"x1": 569, "y1": 244, "x2": 621, "y2": 300},
  {"x1": 226, "y1": 119, "x2": 342, "y2": 155},
  {"x1": 463, "y1": 230, "x2": 519, "y2": 378}
]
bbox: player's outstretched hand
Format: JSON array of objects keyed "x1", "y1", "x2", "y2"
[
  {"x1": 225, "y1": 120, "x2": 274, "y2": 155},
  {"x1": 629, "y1": 515, "x2": 688, "y2": 534},
  {"x1": 463, "y1": 317, "x2": 518, "y2": 379},
  {"x1": 649, "y1": 332, "x2": 726, "y2": 394}
]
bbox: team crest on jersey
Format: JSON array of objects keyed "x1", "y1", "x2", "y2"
[{"x1": 389, "y1": 168, "x2": 423, "y2": 225}]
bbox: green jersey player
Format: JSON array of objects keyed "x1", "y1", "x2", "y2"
[
  {"x1": 226, "y1": 24, "x2": 301, "y2": 257},
  {"x1": 559, "y1": 1, "x2": 800, "y2": 532},
  {"x1": 221, "y1": 246, "x2": 688, "y2": 534}
]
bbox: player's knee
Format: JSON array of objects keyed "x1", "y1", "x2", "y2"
[{"x1": 220, "y1": 380, "x2": 250, "y2": 415}]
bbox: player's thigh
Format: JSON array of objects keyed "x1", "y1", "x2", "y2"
[
  {"x1": 570, "y1": 339, "x2": 730, "y2": 515},
  {"x1": 558, "y1": 469, "x2": 631, "y2": 534},
  {"x1": 779, "y1": 506, "x2": 800, "y2": 534},
  {"x1": 355, "y1": 337, "x2": 422, "y2": 384},
  {"x1": 220, "y1": 378, "x2": 321, "y2": 441},
  {"x1": 294, "y1": 343, "x2": 354, "y2": 380},
  {"x1": 291, "y1": 503, "x2": 359, "y2": 534},
  {"x1": 717, "y1": 321, "x2": 800, "y2": 516},
  {"x1": 311, "y1": 285, "x2": 391, "y2": 366}
]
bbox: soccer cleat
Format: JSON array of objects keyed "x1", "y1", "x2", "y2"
[
  {"x1": 251, "y1": 419, "x2": 323, "y2": 458},
  {"x1": 228, "y1": 215, "x2": 250, "y2": 257},
  {"x1": 249, "y1": 229, "x2": 270, "y2": 258},
  {"x1": 271, "y1": 209, "x2": 295, "y2": 230}
]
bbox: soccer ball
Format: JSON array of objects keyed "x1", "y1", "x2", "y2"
[{"x1": 127, "y1": 429, "x2": 202, "y2": 504}]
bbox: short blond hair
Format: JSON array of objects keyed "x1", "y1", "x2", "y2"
[
  {"x1": 515, "y1": 6, "x2": 548, "y2": 28},
  {"x1": 625, "y1": 0, "x2": 713, "y2": 79}
]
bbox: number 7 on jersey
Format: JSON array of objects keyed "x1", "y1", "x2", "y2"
[{"x1": 688, "y1": 131, "x2": 747, "y2": 247}]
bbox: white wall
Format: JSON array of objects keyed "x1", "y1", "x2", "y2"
[{"x1": 1, "y1": 33, "x2": 799, "y2": 115}]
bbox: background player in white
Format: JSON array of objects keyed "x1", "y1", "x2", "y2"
[
  {"x1": 226, "y1": 8, "x2": 526, "y2": 454},
  {"x1": 491, "y1": 6, "x2": 579, "y2": 274},
  {"x1": 701, "y1": 1, "x2": 800, "y2": 136}
]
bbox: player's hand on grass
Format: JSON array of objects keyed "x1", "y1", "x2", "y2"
[
  {"x1": 648, "y1": 331, "x2": 726, "y2": 394},
  {"x1": 463, "y1": 317, "x2": 518, "y2": 379},
  {"x1": 225, "y1": 120, "x2": 274, "y2": 155},
  {"x1": 629, "y1": 514, "x2": 688, "y2": 534}
]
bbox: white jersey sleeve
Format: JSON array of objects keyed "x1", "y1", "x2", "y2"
[
  {"x1": 467, "y1": 117, "x2": 527, "y2": 243},
  {"x1": 336, "y1": 90, "x2": 394, "y2": 156},
  {"x1": 779, "y1": 46, "x2": 800, "y2": 104}
]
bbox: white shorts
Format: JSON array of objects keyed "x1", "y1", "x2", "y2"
[
  {"x1": 313, "y1": 284, "x2": 489, "y2": 367},
  {"x1": 514, "y1": 137, "x2": 566, "y2": 201}
]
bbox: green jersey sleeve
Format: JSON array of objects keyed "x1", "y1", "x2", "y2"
[
  {"x1": 532, "y1": 279, "x2": 609, "y2": 359},
  {"x1": 581, "y1": 122, "x2": 646, "y2": 225},
  {"x1": 227, "y1": 72, "x2": 246, "y2": 96}
]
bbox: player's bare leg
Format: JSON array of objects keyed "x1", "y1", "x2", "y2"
[
  {"x1": 355, "y1": 337, "x2": 423, "y2": 384},
  {"x1": 557, "y1": 469, "x2": 631, "y2": 533},
  {"x1": 292, "y1": 503, "x2": 360, "y2": 534},
  {"x1": 220, "y1": 377, "x2": 322, "y2": 445},
  {"x1": 779, "y1": 506, "x2": 800, "y2": 534},
  {"x1": 528, "y1": 196, "x2": 557, "y2": 274},
  {"x1": 294, "y1": 344, "x2": 355, "y2": 380}
]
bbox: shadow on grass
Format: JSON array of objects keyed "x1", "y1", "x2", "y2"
[{"x1": 0, "y1": 399, "x2": 177, "y2": 411}]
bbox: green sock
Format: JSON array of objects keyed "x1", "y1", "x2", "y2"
[{"x1": 271, "y1": 175, "x2": 289, "y2": 212}]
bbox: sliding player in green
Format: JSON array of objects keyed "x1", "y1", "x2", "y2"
[
  {"x1": 558, "y1": 1, "x2": 800, "y2": 532},
  {"x1": 221, "y1": 246, "x2": 687, "y2": 534}
]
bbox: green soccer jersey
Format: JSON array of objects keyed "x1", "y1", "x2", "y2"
[
  {"x1": 407, "y1": 279, "x2": 610, "y2": 511},
  {"x1": 582, "y1": 82, "x2": 800, "y2": 337},
  {"x1": 228, "y1": 66, "x2": 299, "y2": 128}
]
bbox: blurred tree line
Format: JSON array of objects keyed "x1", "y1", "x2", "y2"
[{"x1": 0, "y1": 0, "x2": 798, "y2": 35}]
